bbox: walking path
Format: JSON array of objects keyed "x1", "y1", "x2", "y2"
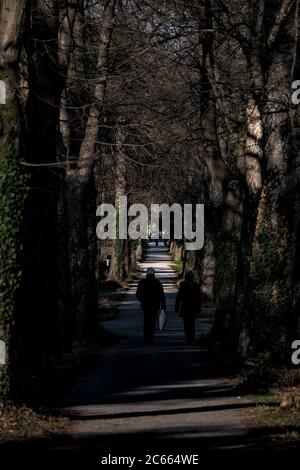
[
  {"x1": 58, "y1": 242, "x2": 253, "y2": 455},
  {"x1": 2, "y1": 243, "x2": 253, "y2": 459}
]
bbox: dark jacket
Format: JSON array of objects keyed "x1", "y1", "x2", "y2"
[
  {"x1": 175, "y1": 280, "x2": 201, "y2": 316},
  {"x1": 136, "y1": 277, "x2": 166, "y2": 312}
]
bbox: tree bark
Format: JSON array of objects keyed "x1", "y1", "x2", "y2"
[
  {"x1": 109, "y1": 118, "x2": 128, "y2": 282},
  {"x1": 65, "y1": 0, "x2": 116, "y2": 346},
  {"x1": 234, "y1": 95, "x2": 264, "y2": 352},
  {"x1": 20, "y1": 0, "x2": 71, "y2": 362},
  {"x1": 0, "y1": 0, "x2": 28, "y2": 397}
]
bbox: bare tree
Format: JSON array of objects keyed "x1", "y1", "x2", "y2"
[{"x1": 65, "y1": 0, "x2": 116, "y2": 345}]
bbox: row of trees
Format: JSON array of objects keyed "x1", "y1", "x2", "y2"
[
  {"x1": 182, "y1": 0, "x2": 300, "y2": 366},
  {"x1": 0, "y1": 0, "x2": 299, "y2": 398}
]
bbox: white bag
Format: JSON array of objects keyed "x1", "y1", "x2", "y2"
[{"x1": 158, "y1": 309, "x2": 166, "y2": 331}]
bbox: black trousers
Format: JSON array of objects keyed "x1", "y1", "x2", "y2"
[
  {"x1": 183, "y1": 315, "x2": 196, "y2": 344},
  {"x1": 143, "y1": 309, "x2": 158, "y2": 344}
]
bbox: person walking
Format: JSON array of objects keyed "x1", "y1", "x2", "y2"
[
  {"x1": 136, "y1": 267, "x2": 166, "y2": 344},
  {"x1": 175, "y1": 271, "x2": 201, "y2": 344}
]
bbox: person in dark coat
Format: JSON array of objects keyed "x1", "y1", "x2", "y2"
[
  {"x1": 175, "y1": 271, "x2": 201, "y2": 344},
  {"x1": 136, "y1": 267, "x2": 166, "y2": 344}
]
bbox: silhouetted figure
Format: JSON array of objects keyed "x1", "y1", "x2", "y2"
[
  {"x1": 136, "y1": 267, "x2": 166, "y2": 344},
  {"x1": 175, "y1": 271, "x2": 201, "y2": 344}
]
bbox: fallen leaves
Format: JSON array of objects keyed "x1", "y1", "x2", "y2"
[{"x1": 0, "y1": 402, "x2": 69, "y2": 442}]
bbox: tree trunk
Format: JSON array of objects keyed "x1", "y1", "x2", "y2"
[
  {"x1": 261, "y1": 42, "x2": 294, "y2": 354},
  {"x1": 0, "y1": 0, "x2": 28, "y2": 397},
  {"x1": 18, "y1": 0, "x2": 67, "y2": 365},
  {"x1": 57, "y1": 0, "x2": 84, "y2": 352},
  {"x1": 233, "y1": 14, "x2": 265, "y2": 349},
  {"x1": 65, "y1": 0, "x2": 116, "y2": 347},
  {"x1": 109, "y1": 119, "x2": 128, "y2": 282},
  {"x1": 234, "y1": 96, "x2": 264, "y2": 356}
]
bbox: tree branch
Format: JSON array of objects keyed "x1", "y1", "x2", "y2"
[{"x1": 268, "y1": 0, "x2": 296, "y2": 49}]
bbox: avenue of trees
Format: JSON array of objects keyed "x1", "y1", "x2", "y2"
[{"x1": 0, "y1": 0, "x2": 300, "y2": 398}]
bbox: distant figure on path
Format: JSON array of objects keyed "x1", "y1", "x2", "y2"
[
  {"x1": 136, "y1": 267, "x2": 166, "y2": 344},
  {"x1": 175, "y1": 271, "x2": 201, "y2": 344}
]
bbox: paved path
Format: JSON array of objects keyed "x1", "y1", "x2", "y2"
[
  {"x1": 2, "y1": 243, "x2": 253, "y2": 460},
  {"x1": 57, "y1": 243, "x2": 253, "y2": 455}
]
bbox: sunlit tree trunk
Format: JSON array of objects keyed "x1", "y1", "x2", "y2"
[
  {"x1": 109, "y1": 118, "x2": 128, "y2": 282},
  {"x1": 234, "y1": 96, "x2": 264, "y2": 356}
]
